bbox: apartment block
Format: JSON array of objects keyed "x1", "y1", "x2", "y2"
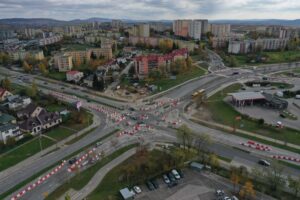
[
  {"x1": 131, "y1": 24, "x2": 150, "y2": 37},
  {"x1": 9, "y1": 50, "x2": 44, "y2": 61},
  {"x1": 54, "y1": 54, "x2": 73, "y2": 72},
  {"x1": 173, "y1": 20, "x2": 191, "y2": 37},
  {"x1": 188, "y1": 20, "x2": 202, "y2": 40},
  {"x1": 210, "y1": 24, "x2": 231, "y2": 37},
  {"x1": 134, "y1": 48, "x2": 188, "y2": 77}
]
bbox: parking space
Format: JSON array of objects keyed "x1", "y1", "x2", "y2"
[{"x1": 134, "y1": 169, "x2": 234, "y2": 200}]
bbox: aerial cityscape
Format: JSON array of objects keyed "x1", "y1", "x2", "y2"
[{"x1": 0, "y1": 0, "x2": 300, "y2": 200}]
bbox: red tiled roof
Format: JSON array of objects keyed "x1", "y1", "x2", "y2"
[
  {"x1": 66, "y1": 70, "x2": 81, "y2": 75},
  {"x1": 0, "y1": 88, "x2": 7, "y2": 97},
  {"x1": 135, "y1": 48, "x2": 188, "y2": 62}
]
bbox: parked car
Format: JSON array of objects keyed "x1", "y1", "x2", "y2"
[
  {"x1": 171, "y1": 169, "x2": 181, "y2": 180},
  {"x1": 258, "y1": 159, "x2": 270, "y2": 167},
  {"x1": 162, "y1": 174, "x2": 170, "y2": 184},
  {"x1": 133, "y1": 186, "x2": 142, "y2": 194},
  {"x1": 146, "y1": 181, "x2": 155, "y2": 191},
  {"x1": 224, "y1": 196, "x2": 231, "y2": 200},
  {"x1": 177, "y1": 169, "x2": 184, "y2": 178},
  {"x1": 68, "y1": 157, "x2": 77, "y2": 165},
  {"x1": 151, "y1": 179, "x2": 159, "y2": 189},
  {"x1": 168, "y1": 181, "x2": 178, "y2": 188},
  {"x1": 167, "y1": 172, "x2": 176, "y2": 182},
  {"x1": 232, "y1": 196, "x2": 239, "y2": 200},
  {"x1": 216, "y1": 189, "x2": 225, "y2": 196}
]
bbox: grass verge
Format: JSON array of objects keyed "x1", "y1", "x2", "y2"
[{"x1": 45, "y1": 143, "x2": 138, "y2": 200}]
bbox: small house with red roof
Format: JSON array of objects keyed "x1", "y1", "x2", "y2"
[
  {"x1": 0, "y1": 88, "x2": 12, "y2": 102},
  {"x1": 66, "y1": 70, "x2": 84, "y2": 83}
]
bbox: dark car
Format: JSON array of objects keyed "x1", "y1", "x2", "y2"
[
  {"x1": 168, "y1": 181, "x2": 178, "y2": 188},
  {"x1": 167, "y1": 172, "x2": 176, "y2": 182},
  {"x1": 232, "y1": 72, "x2": 239, "y2": 75},
  {"x1": 68, "y1": 157, "x2": 77, "y2": 165},
  {"x1": 151, "y1": 179, "x2": 159, "y2": 189},
  {"x1": 146, "y1": 181, "x2": 155, "y2": 191},
  {"x1": 258, "y1": 159, "x2": 270, "y2": 167},
  {"x1": 177, "y1": 169, "x2": 184, "y2": 178}
]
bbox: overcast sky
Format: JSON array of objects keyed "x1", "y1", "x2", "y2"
[{"x1": 0, "y1": 0, "x2": 299, "y2": 20}]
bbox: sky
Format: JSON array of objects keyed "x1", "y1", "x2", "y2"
[{"x1": 0, "y1": 0, "x2": 299, "y2": 20}]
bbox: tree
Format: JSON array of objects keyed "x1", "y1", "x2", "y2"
[
  {"x1": 230, "y1": 170, "x2": 241, "y2": 193},
  {"x1": 265, "y1": 161, "x2": 285, "y2": 192},
  {"x1": 186, "y1": 56, "x2": 193, "y2": 69},
  {"x1": 209, "y1": 153, "x2": 220, "y2": 172},
  {"x1": 288, "y1": 176, "x2": 300, "y2": 197},
  {"x1": 38, "y1": 63, "x2": 48, "y2": 75},
  {"x1": 26, "y1": 81, "x2": 38, "y2": 98},
  {"x1": 1, "y1": 77, "x2": 11, "y2": 91},
  {"x1": 176, "y1": 124, "x2": 193, "y2": 150},
  {"x1": 193, "y1": 133, "x2": 212, "y2": 155},
  {"x1": 0, "y1": 52, "x2": 11, "y2": 65},
  {"x1": 22, "y1": 61, "x2": 32, "y2": 73},
  {"x1": 239, "y1": 181, "x2": 256, "y2": 200},
  {"x1": 148, "y1": 69, "x2": 161, "y2": 80},
  {"x1": 159, "y1": 39, "x2": 173, "y2": 53},
  {"x1": 257, "y1": 118, "x2": 264, "y2": 126},
  {"x1": 64, "y1": 193, "x2": 71, "y2": 200}
]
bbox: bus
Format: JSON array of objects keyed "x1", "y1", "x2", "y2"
[{"x1": 192, "y1": 89, "x2": 206, "y2": 98}]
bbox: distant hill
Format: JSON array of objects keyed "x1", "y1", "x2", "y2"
[{"x1": 211, "y1": 19, "x2": 300, "y2": 26}]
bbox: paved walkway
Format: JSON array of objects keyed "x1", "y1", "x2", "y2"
[
  {"x1": 0, "y1": 112, "x2": 100, "y2": 180},
  {"x1": 190, "y1": 117, "x2": 300, "y2": 151},
  {"x1": 60, "y1": 148, "x2": 137, "y2": 200}
]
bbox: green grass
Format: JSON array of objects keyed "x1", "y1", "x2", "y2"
[
  {"x1": 1, "y1": 129, "x2": 119, "y2": 200},
  {"x1": 150, "y1": 67, "x2": 206, "y2": 92},
  {"x1": 230, "y1": 50, "x2": 300, "y2": 67},
  {"x1": 206, "y1": 83, "x2": 300, "y2": 146},
  {"x1": 45, "y1": 104, "x2": 66, "y2": 112},
  {"x1": 0, "y1": 137, "x2": 55, "y2": 172},
  {"x1": 46, "y1": 127, "x2": 74, "y2": 141},
  {"x1": 45, "y1": 144, "x2": 138, "y2": 200},
  {"x1": 47, "y1": 72, "x2": 66, "y2": 81}
]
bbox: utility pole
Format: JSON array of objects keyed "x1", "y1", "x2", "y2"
[{"x1": 39, "y1": 132, "x2": 43, "y2": 156}]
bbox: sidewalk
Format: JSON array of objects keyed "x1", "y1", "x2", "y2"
[
  {"x1": 65, "y1": 148, "x2": 137, "y2": 200},
  {"x1": 190, "y1": 116, "x2": 300, "y2": 151},
  {"x1": 0, "y1": 112, "x2": 101, "y2": 180}
]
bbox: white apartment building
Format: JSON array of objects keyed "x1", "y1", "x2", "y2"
[
  {"x1": 188, "y1": 20, "x2": 202, "y2": 40},
  {"x1": 210, "y1": 24, "x2": 231, "y2": 37}
]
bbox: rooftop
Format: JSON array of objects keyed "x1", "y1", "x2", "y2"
[{"x1": 229, "y1": 92, "x2": 266, "y2": 101}]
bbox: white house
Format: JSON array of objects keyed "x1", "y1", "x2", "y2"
[
  {"x1": 0, "y1": 124, "x2": 22, "y2": 143},
  {"x1": 66, "y1": 70, "x2": 84, "y2": 83},
  {"x1": 7, "y1": 95, "x2": 32, "y2": 111}
]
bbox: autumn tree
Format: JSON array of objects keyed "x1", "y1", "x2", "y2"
[
  {"x1": 0, "y1": 52, "x2": 11, "y2": 65},
  {"x1": 26, "y1": 81, "x2": 38, "y2": 98},
  {"x1": 159, "y1": 39, "x2": 173, "y2": 53},
  {"x1": 208, "y1": 153, "x2": 220, "y2": 172},
  {"x1": 186, "y1": 56, "x2": 193, "y2": 69},
  {"x1": 230, "y1": 169, "x2": 241, "y2": 193},
  {"x1": 239, "y1": 181, "x2": 256, "y2": 200},
  {"x1": 38, "y1": 63, "x2": 48, "y2": 75},
  {"x1": 22, "y1": 61, "x2": 32, "y2": 73},
  {"x1": 1, "y1": 77, "x2": 11, "y2": 91}
]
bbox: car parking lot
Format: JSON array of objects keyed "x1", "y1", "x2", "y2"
[{"x1": 134, "y1": 169, "x2": 231, "y2": 200}]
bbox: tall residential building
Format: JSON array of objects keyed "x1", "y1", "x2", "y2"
[
  {"x1": 173, "y1": 20, "x2": 191, "y2": 37},
  {"x1": 9, "y1": 50, "x2": 44, "y2": 61},
  {"x1": 210, "y1": 24, "x2": 231, "y2": 37},
  {"x1": 200, "y1": 19, "x2": 209, "y2": 36},
  {"x1": 188, "y1": 20, "x2": 202, "y2": 40},
  {"x1": 54, "y1": 55, "x2": 73, "y2": 72},
  {"x1": 131, "y1": 24, "x2": 150, "y2": 37},
  {"x1": 111, "y1": 20, "x2": 123, "y2": 29}
]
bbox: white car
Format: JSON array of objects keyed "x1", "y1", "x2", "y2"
[
  {"x1": 171, "y1": 169, "x2": 181, "y2": 180},
  {"x1": 163, "y1": 174, "x2": 170, "y2": 184},
  {"x1": 133, "y1": 186, "x2": 142, "y2": 194},
  {"x1": 216, "y1": 189, "x2": 225, "y2": 196}
]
